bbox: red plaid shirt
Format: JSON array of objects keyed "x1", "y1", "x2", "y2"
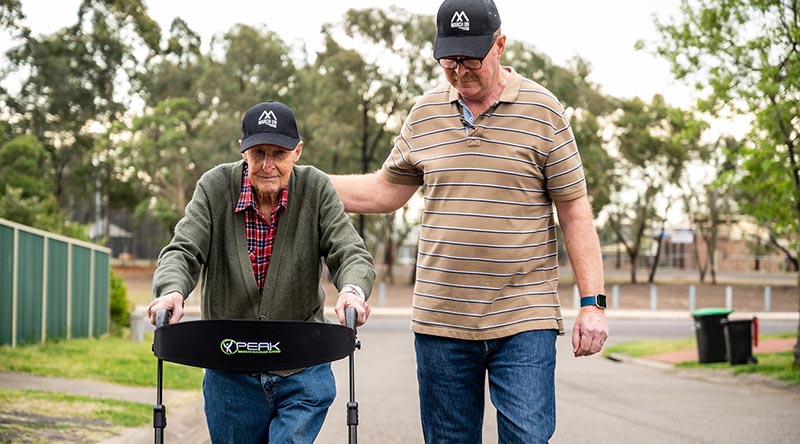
[{"x1": 235, "y1": 164, "x2": 288, "y2": 290}]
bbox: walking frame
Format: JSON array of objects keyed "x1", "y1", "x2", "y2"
[{"x1": 152, "y1": 307, "x2": 361, "y2": 443}]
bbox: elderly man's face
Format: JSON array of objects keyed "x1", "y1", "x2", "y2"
[
  {"x1": 442, "y1": 34, "x2": 506, "y2": 103},
  {"x1": 242, "y1": 142, "x2": 302, "y2": 205}
]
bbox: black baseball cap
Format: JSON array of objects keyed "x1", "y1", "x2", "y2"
[
  {"x1": 433, "y1": 0, "x2": 502, "y2": 60},
  {"x1": 240, "y1": 101, "x2": 300, "y2": 152}
]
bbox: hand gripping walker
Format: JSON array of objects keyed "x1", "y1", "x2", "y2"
[{"x1": 151, "y1": 307, "x2": 362, "y2": 443}]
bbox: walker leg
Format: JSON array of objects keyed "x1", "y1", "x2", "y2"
[{"x1": 154, "y1": 358, "x2": 167, "y2": 444}]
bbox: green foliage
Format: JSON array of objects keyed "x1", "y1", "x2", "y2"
[
  {"x1": 0, "y1": 186, "x2": 89, "y2": 240},
  {"x1": 2, "y1": 3, "x2": 634, "y2": 268},
  {"x1": 607, "y1": 95, "x2": 708, "y2": 282},
  {"x1": 109, "y1": 270, "x2": 130, "y2": 334},
  {"x1": 2, "y1": 0, "x2": 161, "y2": 207},
  {"x1": 0, "y1": 135, "x2": 52, "y2": 200},
  {"x1": 651, "y1": 0, "x2": 800, "y2": 251},
  {"x1": 0, "y1": 335, "x2": 203, "y2": 390},
  {"x1": 0, "y1": 0, "x2": 24, "y2": 35},
  {"x1": 119, "y1": 97, "x2": 210, "y2": 231}
]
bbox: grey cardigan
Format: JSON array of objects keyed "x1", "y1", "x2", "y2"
[{"x1": 152, "y1": 161, "x2": 375, "y2": 323}]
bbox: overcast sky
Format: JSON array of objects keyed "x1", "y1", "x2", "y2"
[{"x1": 2, "y1": 0, "x2": 695, "y2": 107}]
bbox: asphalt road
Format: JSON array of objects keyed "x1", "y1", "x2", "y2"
[{"x1": 316, "y1": 318, "x2": 800, "y2": 444}]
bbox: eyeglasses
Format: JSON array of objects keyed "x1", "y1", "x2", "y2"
[
  {"x1": 438, "y1": 57, "x2": 484, "y2": 70},
  {"x1": 437, "y1": 36, "x2": 499, "y2": 71}
]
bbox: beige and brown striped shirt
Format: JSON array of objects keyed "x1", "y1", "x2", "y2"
[{"x1": 381, "y1": 68, "x2": 586, "y2": 340}]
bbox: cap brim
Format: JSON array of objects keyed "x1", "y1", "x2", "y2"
[
  {"x1": 434, "y1": 34, "x2": 495, "y2": 59},
  {"x1": 240, "y1": 133, "x2": 300, "y2": 152}
]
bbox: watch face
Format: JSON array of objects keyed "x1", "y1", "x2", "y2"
[{"x1": 596, "y1": 294, "x2": 608, "y2": 308}]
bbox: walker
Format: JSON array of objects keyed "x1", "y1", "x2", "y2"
[{"x1": 152, "y1": 307, "x2": 361, "y2": 443}]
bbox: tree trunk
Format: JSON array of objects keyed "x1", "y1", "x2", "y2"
[
  {"x1": 648, "y1": 229, "x2": 665, "y2": 283},
  {"x1": 382, "y1": 213, "x2": 395, "y2": 284},
  {"x1": 629, "y1": 252, "x2": 638, "y2": 284}
]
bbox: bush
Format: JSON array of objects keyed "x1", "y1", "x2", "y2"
[{"x1": 109, "y1": 271, "x2": 130, "y2": 335}]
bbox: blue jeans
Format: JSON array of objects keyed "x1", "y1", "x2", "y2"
[
  {"x1": 414, "y1": 330, "x2": 557, "y2": 444},
  {"x1": 202, "y1": 364, "x2": 335, "y2": 444}
]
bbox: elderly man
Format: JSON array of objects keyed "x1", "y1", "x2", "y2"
[
  {"x1": 329, "y1": 1, "x2": 608, "y2": 442},
  {"x1": 147, "y1": 101, "x2": 375, "y2": 443}
]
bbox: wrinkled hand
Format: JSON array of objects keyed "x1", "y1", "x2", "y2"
[
  {"x1": 335, "y1": 290, "x2": 371, "y2": 327},
  {"x1": 572, "y1": 307, "x2": 608, "y2": 357},
  {"x1": 146, "y1": 291, "x2": 184, "y2": 326}
]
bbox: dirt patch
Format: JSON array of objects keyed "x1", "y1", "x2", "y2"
[{"x1": 0, "y1": 411, "x2": 117, "y2": 444}]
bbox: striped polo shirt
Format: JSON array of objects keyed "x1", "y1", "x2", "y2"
[{"x1": 381, "y1": 68, "x2": 586, "y2": 340}]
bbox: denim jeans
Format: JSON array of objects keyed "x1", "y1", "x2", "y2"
[
  {"x1": 202, "y1": 363, "x2": 335, "y2": 444},
  {"x1": 414, "y1": 329, "x2": 557, "y2": 444}
]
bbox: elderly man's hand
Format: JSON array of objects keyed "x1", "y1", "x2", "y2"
[
  {"x1": 572, "y1": 307, "x2": 608, "y2": 357},
  {"x1": 146, "y1": 291, "x2": 184, "y2": 326},
  {"x1": 335, "y1": 289, "x2": 371, "y2": 327}
]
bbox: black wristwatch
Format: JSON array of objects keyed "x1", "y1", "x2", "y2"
[{"x1": 580, "y1": 294, "x2": 607, "y2": 309}]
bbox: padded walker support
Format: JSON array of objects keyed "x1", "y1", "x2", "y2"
[{"x1": 152, "y1": 307, "x2": 360, "y2": 443}]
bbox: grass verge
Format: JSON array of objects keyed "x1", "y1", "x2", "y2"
[
  {"x1": 604, "y1": 333, "x2": 799, "y2": 386},
  {"x1": 0, "y1": 334, "x2": 203, "y2": 442},
  {"x1": 0, "y1": 334, "x2": 203, "y2": 390}
]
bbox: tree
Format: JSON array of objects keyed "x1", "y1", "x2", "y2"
[
  {"x1": 681, "y1": 136, "x2": 736, "y2": 284},
  {"x1": 2, "y1": 0, "x2": 160, "y2": 219},
  {"x1": 607, "y1": 95, "x2": 706, "y2": 283},
  {"x1": 651, "y1": 0, "x2": 800, "y2": 367},
  {"x1": 0, "y1": 135, "x2": 52, "y2": 200},
  {"x1": 0, "y1": 0, "x2": 24, "y2": 35},
  {"x1": 305, "y1": 7, "x2": 439, "y2": 243},
  {"x1": 293, "y1": 7, "x2": 439, "y2": 270},
  {"x1": 119, "y1": 98, "x2": 208, "y2": 234}
]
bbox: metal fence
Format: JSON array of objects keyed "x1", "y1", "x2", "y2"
[{"x1": 0, "y1": 218, "x2": 111, "y2": 347}]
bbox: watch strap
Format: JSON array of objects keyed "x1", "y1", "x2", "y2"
[{"x1": 580, "y1": 294, "x2": 607, "y2": 309}]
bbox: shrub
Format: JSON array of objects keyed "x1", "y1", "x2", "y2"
[{"x1": 109, "y1": 271, "x2": 130, "y2": 335}]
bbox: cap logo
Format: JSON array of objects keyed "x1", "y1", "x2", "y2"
[
  {"x1": 450, "y1": 11, "x2": 469, "y2": 31},
  {"x1": 258, "y1": 110, "x2": 277, "y2": 128}
]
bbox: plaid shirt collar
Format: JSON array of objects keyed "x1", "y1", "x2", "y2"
[{"x1": 236, "y1": 163, "x2": 288, "y2": 216}]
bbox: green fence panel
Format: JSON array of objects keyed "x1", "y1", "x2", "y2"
[
  {"x1": 70, "y1": 245, "x2": 92, "y2": 339},
  {"x1": 0, "y1": 224, "x2": 13, "y2": 346},
  {"x1": 17, "y1": 232, "x2": 44, "y2": 345},
  {"x1": 93, "y1": 250, "x2": 109, "y2": 336},
  {"x1": 46, "y1": 239, "x2": 69, "y2": 340},
  {"x1": 1, "y1": 218, "x2": 110, "y2": 346}
]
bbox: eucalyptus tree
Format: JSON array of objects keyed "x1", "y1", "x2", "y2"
[
  {"x1": 298, "y1": 7, "x2": 439, "y2": 175},
  {"x1": 296, "y1": 7, "x2": 440, "y2": 270},
  {"x1": 118, "y1": 98, "x2": 206, "y2": 234},
  {"x1": 607, "y1": 95, "x2": 706, "y2": 283},
  {"x1": 137, "y1": 18, "x2": 204, "y2": 107},
  {"x1": 650, "y1": 0, "x2": 800, "y2": 367},
  {"x1": 122, "y1": 18, "x2": 215, "y2": 232},
  {"x1": 679, "y1": 136, "x2": 735, "y2": 284},
  {"x1": 1, "y1": 0, "x2": 160, "y2": 219}
]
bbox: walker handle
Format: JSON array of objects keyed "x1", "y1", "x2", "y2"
[
  {"x1": 345, "y1": 306, "x2": 357, "y2": 332},
  {"x1": 156, "y1": 309, "x2": 172, "y2": 328}
]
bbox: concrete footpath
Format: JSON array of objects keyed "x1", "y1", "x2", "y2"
[{"x1": 1, "y1": 307, "x2": 798, "y2": 443}]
